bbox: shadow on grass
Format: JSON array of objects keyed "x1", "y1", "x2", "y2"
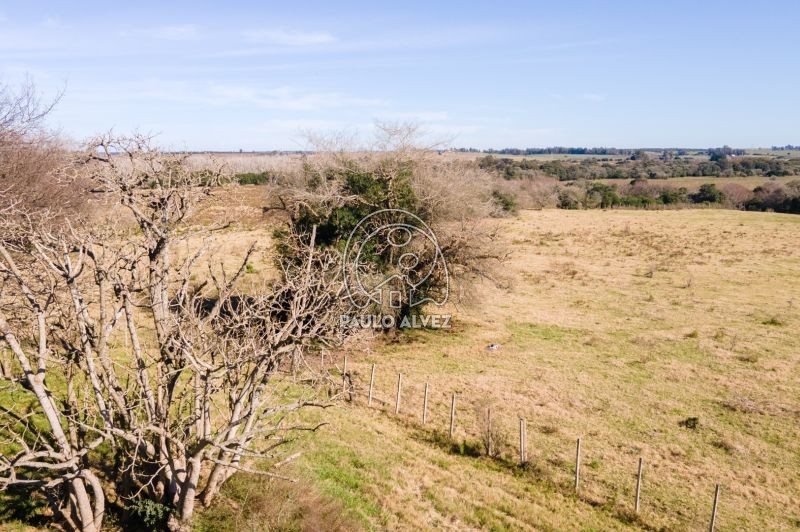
[{"x1": 0, "y1": 488, "x2": 51, "y2": 528}]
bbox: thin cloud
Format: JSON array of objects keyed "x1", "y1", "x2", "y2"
[
  {"x1": 144, "y1": 24, "x2": 201, "y2": 41},
  {"x1": 242, "y1": 29, "x2": 336, "y2": 46},
  {"x1": 532, "y1": 38, "x2": 618, "y2": 52},
  {"x1": 207, "y1": 84, "x2": 386, "y2": 111},
  {"x1": 581, "y1": 93, "x2": 606, "y2": 102},
  {"x1": 213, "y1": 26, "x2": 495, "y2": 58},
  {"x1": 373, "y1": 111, "x2": 449, "y2": 122},
  {"x1": 66, "y1": 80, "x2": 388, "y2": 112}
]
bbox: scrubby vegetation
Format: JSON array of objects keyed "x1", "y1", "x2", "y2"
[
  {"x1": 234, "y1": 171, "x2": 275, "y2": 186},
  {"x1": 267, "y1": 126, "x2": 505, "y2": 326},
  {"x1": 479, "y1": 154, "x2": 800, "y2": 214},
  {"x1": 478, "y1": 150, "x2": 800, "y2": 181}
]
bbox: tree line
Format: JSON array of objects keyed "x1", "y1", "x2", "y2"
[{"x1": 478, "y1": 153, "x2": 800, "y2": 181}]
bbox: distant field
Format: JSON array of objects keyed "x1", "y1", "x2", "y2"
[
  {"x1": 444, "y1": 152, "x2": 631, "y2": 162},
  {"x1": 198, "y1": 207, "x2": 800, "y2": 531},
  {"x1": 747, "y1": 149, "x2": 800, "y2": 158}
]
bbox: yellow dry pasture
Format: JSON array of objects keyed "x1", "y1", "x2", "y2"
[{"x1": 202, "y1": 207, "x2": 800, "y2": 531}]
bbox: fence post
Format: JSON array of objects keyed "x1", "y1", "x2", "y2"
[
  {"x1": 342, "y1": 355, "x2": 348, "y2": 395},
  {"x1": 449, "y1": 393, "x2": 457, "y2": 439},
  {"x1": 486, "y1": 407, "x2": 492, "y2": 456},
  {"x1": 709, "y1": 484, "x2": 720, "y2": 531},
  {"x1": 635, "y1": 457, "x2": 643, "y2": 513},
  {"x1": 519, "y1": 418, "x2": 527, "y2": 464},
  {"x1": 574, "y1": 438, "x2": 582, "y2": 491},
  {"x1": 422, "y1": 382, "x2": 429, "y2": 425},
  {"x1": 367, "y1": 364, "x2": 376, "y2": 407},
  {"x1": 395, "y1": 373, "x2": 403, "y2": 414}
]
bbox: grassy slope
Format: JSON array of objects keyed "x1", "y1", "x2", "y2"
[{"x1": 199, "y1": 208, "x2": 800, "y2": 531}]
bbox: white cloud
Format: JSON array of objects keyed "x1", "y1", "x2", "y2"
[
  {"x1": 67, "y1": 80, "x2": 387, "y2": 112},
  {"x1": 206, "y1": 84, "x2": 386, "y2": 111},
  {"x1": 372, "y1": 111, "x2": 449, "y2": 122},
  {"x1": 117, "y1": 24, "x2": 201, "y2": 41},
  {"x1": 242, "y1": 29, "x2": 336, "y2": 46},
  {"x1": 581, "y1": 93, "x2": 606, "y2": 102},
  {"x1": 147, "y1": 24, "x2": 201, "y2": 41}
]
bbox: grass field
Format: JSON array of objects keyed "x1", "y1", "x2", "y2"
[
  {"x1": 747, "y1": 149, "x2": 800, "y2": 158},
  {"x1": 444, "y1": 152, "x2": 633, "y2": 162},
  {"x1": 196, "y1": 207, "x2": 800, "y2": 531}
]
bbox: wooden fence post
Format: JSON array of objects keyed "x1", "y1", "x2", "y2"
[
  {"x1": 395, "y1": 373, "x2": 403, "y2": 414},
  {"x1": 367, "y1": 364, "x2": 375, "y2": 407},
  {"x1": 519, "y1": 418, "x2": 527, "y2": 464},
  {"x1": 574, "y1": 438, "x2": 582, "y2": 491},
  {"x1": 342, "y1": 355, "x2": 348, "y2": 395},
  {"x1": 422, "y1": 382, "x2": 429, "y2": 425},
  {"x1": 709, "y1": 484, "x2": 720, "y2": 531},
  {"x1": 635, "y1": 457, "x2": 643, "y2": 513},
  {"x1": 486, "y1": 406, "x2": 492, "y2": 457},
  {"x1": 449, "y1": 393, "x2": 457, "y2": 439}
]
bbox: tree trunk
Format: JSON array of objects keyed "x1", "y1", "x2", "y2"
[
  {"x1": 70, "y1": 478, "x2": 99, "y2": 532},
  {"x1": 175, "y1": 456, "x2": 203, "y2": 530}
]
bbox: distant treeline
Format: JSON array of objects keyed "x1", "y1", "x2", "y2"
[
  {"x1": 478, "y1": 153, "x2": 800, "y2": 181},
  {"x1": 456, "y1": 147, "x2": 639, "y2": 156},
  {"x1": 771, "y1": 145, "x2": 800, "y2": 151},
  {"x1": 493, "y1": 177, "x2": 800, "y2": 215},
  {"x1": 553, "y1": 180, "x2": 800, "y2": 214},
  {"x1": 453, "y1": 146, "x2": 750, "y2": 156}
]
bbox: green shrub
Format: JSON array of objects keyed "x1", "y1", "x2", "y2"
[
  {"x1": 587, "y1": 182, "x2": 621, "y2": 208},
  {"x1": 660, "y1": 187, "x2": 689, "y2": 204},
  {"x1": 236, "y1": 172, "x2": 272, "y2": 185},
  {"x1": 492, "y1": 190, "x2": 518, "y2": 214},
  {"x1": 127, "y1": 499, "x2": 172, "y2": 530},
  {"x1": 690, "y1": 183, "x2": 725, "y2": 204}
]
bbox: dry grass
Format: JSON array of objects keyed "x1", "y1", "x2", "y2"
[
  {"x1": 185, "y1": 152, "x2": 304, "y2": 175},
  {"x1": 206, "y1": 207, "x2": 800, "y2": 530},
  {"x1": 8, "y1": 187, "x2": 796, "y2": 529}
]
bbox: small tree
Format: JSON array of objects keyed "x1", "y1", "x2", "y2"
[{"x1": 691, "y1": 183, "x2": 725, "y2": 204}]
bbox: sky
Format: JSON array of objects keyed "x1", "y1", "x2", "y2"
[{"x1": 1, "y1": 1, "x2": 798, "y2": 150}]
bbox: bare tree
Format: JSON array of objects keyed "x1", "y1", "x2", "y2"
[
  {"x1": 0, "y1": 77, "x2": 59, "y2": 143},
  {"x1": 0, "y1": 79, "x2": 84, "y2": 221},
  {"x1": 0, "y1": 135, "x2": 350, "y2": 530}
]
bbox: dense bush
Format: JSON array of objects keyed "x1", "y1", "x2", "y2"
[
  {"x1": 690, "y1": 183, "x2": 725, "y2": 204},
  {"x1": 745, "y1": 181, "x2": 800, "y2": 213},
  {"x1": 272, "y1": 132, "x2": 504, "y2": 326},
  {"x1": 492, "y1": 189, "x2": 519, "y2": 214}
]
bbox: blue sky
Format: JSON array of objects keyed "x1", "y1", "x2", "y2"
[{"x1": 1, "y1": 1, "x2": 798, "y2": 150}]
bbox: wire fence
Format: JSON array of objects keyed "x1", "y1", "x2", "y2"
[{"x1": 322, "y1": 353, "x2": 725, "y2": 531}]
